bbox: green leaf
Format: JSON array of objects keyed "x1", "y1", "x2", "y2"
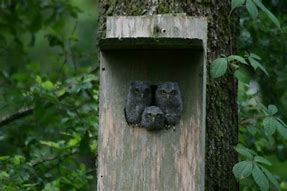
[
  {"x1": 259, "y1": 103, "x2": 268, "y2": 113},
  {"x1": 234, "y1": 65, "x2": 253, "y2": 84},
  {"x1": 257, "y1": 64, "x2": 269, "y2": 77},
  {"x1": 250, "y1": 53, "x2": 261, "y2": 60},
  {"x1": 247, "y1": 125, "x2": 257, "y2": 135},
  {"x1": 234, "y1": 68, "x2": 251, "y2": 84},
  {"x1": 253, "y1": 0, "x2": 281, "y2": 29},
  {"x1": 235, "y1": 144, "x2": 253, "y2": 159},
  {"x1": 276, "y1": 117, "x2": 287, "y2": 128},
  {"x1": 248, "y1": 57, "x2": 269, "y2": 76},
  {"x1": 248, "y1": 57, "x2": 259, "y2": 70},
  {"x1": 260, "y1": 166, "x2": 280, "y2": 190},
  {"x1": 246, "y1": 0, "x2": 258, "y2": 19},
  {"x1": 35, "y1": 76, "x2": 42, "y2": 84},
  {"x1": 233, "y1": 161, "x2": 253, "y2": 179},
  {"x1": 265, "y1": 117, "x2": 287, "y2": 139},
  {"x1": 263, "y1": 117, "x2": 277, "y2": 136},
  {"x1": 254, "y1": 156, "x2": 272, "y2": 166},
  {"x1": 40, "y1": 141, "x2": 61, "y2": 149},
  {"x1": 276, "y1": 120, "x2": 287, "y2": 140},
  {"x1": 267, "y1": 105, "x2": 278, "y2": 115},
  {"x1": 42, "y1": 81, "x2": 54, "y2": 91},
  {"x1": 0, "y1": 171, "x2": 9, "y2": 178},
  {"x1": 227, "y1": 55, "x2": 248, "y2": 65},
  {"x1": 12, "y1": 155, "x2": 25, "y2": 165},
  {"x1": 22, "y1": 183, "x2": 39, "y2": 188},
  {"x1": 252, "y1": 165, "x2": 269, "y2": 191},
  {"x1": 210, "y1": 57, "x2": 228, "y2": 79},
  {"x1": 67, "y1": 134, "x2": 81, "y2": 148},
  {"x1": 42, "y1": 180, "x2": 60, "y2": 191},
  {"x1": 231, "y1": 0, "x2": 246, "y2": 11},
  {"x1": 0, "y1": 156, "x2": 10, "y2": 161}
]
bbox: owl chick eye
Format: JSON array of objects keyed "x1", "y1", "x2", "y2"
[
  {"x1": 171, "y1": 90, "x2": 177, "y2": 95},
  {"x1": 160, "y1": 90, "x2": 166, "y2": 94},
  {"x1": 147, "y1": 113, "x2": 152, "y2": 117},
  {"x1": 134, "y1": 88, "x2": 140, "y2": 94}
]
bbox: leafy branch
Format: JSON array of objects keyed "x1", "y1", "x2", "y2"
[
  {"x1": 0, "y1": 107, "x2": 34, "y2": 128},
  {"x1": 31, "y1": 150, "x2": 78, "y2": 168},
  {"x1": 210, "y1": 52, "x2": 268, "y2": 81},
  {"x1": 231, "y1": 0, "x2": 281, "y2": 29},
  {"x1": 0, "y1": 67, "x2": 99, "y2": 129},
  {"x1": 212, "y1": 2, "x2": 284, "y2": 189},
  {"x1": 233, "y1": 144, "x2": 280, "y2": 191}
]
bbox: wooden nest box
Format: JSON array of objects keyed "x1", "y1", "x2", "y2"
[{"x1": 98, "y1": 15, "x2": 207, "y2": 191}]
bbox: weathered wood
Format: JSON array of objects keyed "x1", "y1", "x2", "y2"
[
  {"x1": 100, "y1": 15, "x2": 207, "y2": 51},
  {"x1": 106, "y1": 15, "x2": 207, "y2": 41},
  {"x1": 98, "y1": 16, "x2": 207, "y2": 191}
]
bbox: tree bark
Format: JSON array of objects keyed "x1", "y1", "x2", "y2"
[{"x1": 97, "y1": 0, "x2": 239, "y2": 190}]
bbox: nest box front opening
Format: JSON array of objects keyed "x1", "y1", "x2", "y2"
[{"x1": 100, "y1": 48, "x2": 204, "y2": 129}]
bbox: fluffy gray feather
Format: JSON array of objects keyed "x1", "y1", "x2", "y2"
[
  {"x1": 141, "y1": 106, "x2": 164, "y2": 130},
  {"x1": 125, "y1": 81, "x2": 152, "y2": 125},
  {"x1": 155, "y1": 82, "x2": 183, "y2": 126}
]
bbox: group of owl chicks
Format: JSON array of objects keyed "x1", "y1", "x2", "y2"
[{"x1": 125, "y1": 81, "x2": 183, "y2": 131}]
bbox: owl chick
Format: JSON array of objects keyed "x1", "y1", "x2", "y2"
[
  {"x1": 141, "y1": 106, "x2": 165, "y2": 130},
  {"x1": 155, "y1": 82, "x2": 183, "y2": 126},
  {"x1": 125, "y1": 81, "x2": 152, "y2": 125}
]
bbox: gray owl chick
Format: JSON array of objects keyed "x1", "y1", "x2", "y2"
[
  {"x1": 125, "y1": 81, "x2": 152, "y2": 125},
  {"x1": 155, "y1": 82, "x2": 183, "y2": 126},
  {"x1": 141, "y1": 106, "x2": 165, "y2": 130}
]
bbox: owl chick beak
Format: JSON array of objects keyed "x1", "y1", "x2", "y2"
[
  {"x1": 141, "y1": 93, "x2": 144, "y2": 98},
  {"x1": 166, "y1": 94, "x2": 170, "y2": 100},
  {"x1": 152, "y1": 116, "x2": 155, "y2": 122}
]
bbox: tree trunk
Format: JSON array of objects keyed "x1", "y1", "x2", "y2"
[{"x1": 97, "y1": 1, "x2": 239, "y2": 190}]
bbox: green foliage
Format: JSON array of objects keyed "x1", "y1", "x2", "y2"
[
  {"x1": 215, "y1": 1, "x2": 287, "y2": 190},
  {"x1": 210, "y1": 57, "x2": 228, "y2": 78},
  {"x1": 228, "y1": 55, "x2": 248, "y2": 65},
  {"x1": 231, "y1": 0, "x2": 281, "y2": 29},
  {"x1": 0, "y1": 73, "x2": 98, "y2": 190},
  {"x1": 246, "y1": 0, "x2": 258, "y2": 19},
  {"x1": 241, "y1": 1, "x2": 287, "y2": 120},
  {"x1": 210, "y1": 52, "x2": 268, "y2": 80},
  {"x1": 0, "y1": 0, "x2": 98, "y2": 190},
  {"x1": 252, "y1": 0, "x2": 281, "y2": 29},
  {"x1": 252, "y1": 165, "x2": 269, "y2": 191},
  {"x1": 231, "y1": 0, "x2": 246, "y2": 11},
  {"x1": 233, "y1": 160, "x2": 253, "y2": 179},
  {"x1": 235, "y1": 82, "x2": 287, "y2": 190},
  {"x1": 247, "y1": 53, "x2": 269, "y2": 77},
  {"x1": 233, "y1": 145, "x2": 280, "y2": 190}
]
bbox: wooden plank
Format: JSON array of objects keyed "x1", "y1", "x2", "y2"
[
  {"x1": 98, "y1": 16, "x2": 207, "y2": 191},
  {"x1": 106, "y1": 15, "x2": 207, "y2": 47}
]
